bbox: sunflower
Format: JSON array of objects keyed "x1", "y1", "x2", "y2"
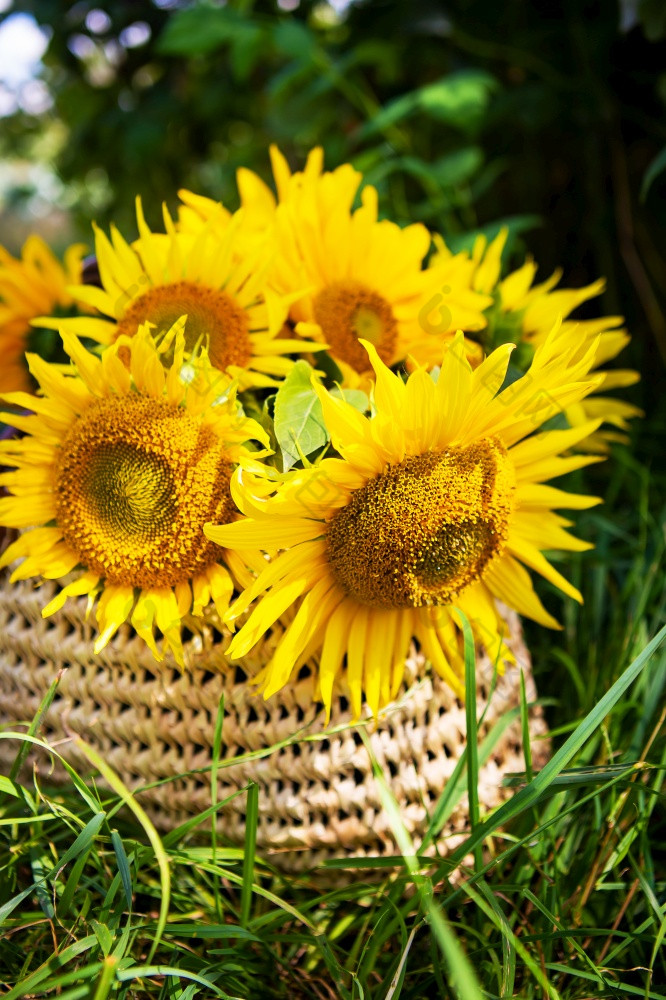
[
  {"x1": 0, "y1": 323, "x2": 269, "y2": 664},
  {"x1": 39, "y1": 200, "x2": 317, "y2": 390},
  {"x1": 430, "y1": 229, "x2": 641, "y2": 451},
  {"x1": 179, "y1": 146, "x2": 360, "y2": 244},
  {"x1": 0, "y1": 236, "x2": 85, "y2": 393},
  {"x1": 233, "y1": 146, "x2": 492, "y2": 387},
  {"x1": 205, "y1": 325, "x2": 603, "y2": 719},
  {"x1": 176, "y1": 189, "x2": 233, "y2": 237}
]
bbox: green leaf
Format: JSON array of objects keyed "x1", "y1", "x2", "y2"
[
  {"x1": 357, "y1": 69, "x2": 498, "y2": 141},
  {"x1": 273, "y1": 360, "x2": 329, "y2": 471},
  {"x1": 357, "y1": 91, "x2": 417, "y2": 137},
  {"x1": 330, "y1": 386, "x2": 369, "y2": 413},
  {"x1": 31, "y1": 849, "x2": 54, "y2": 920},
  {"x1": 366, "y1": 149, "x2": 483, "y2": 192},
  {"x1": 58, "y1": 849, "x2": 92, "y2": 918},
  {"x1": 443, "y1": 214, "x2": 541, "y2": 255},
  {"x1": 0, "y1": 775, "x2": 20, "y2": 798},
  {"x1": 90, "y1": 918, "x2": 113, "y2": 958},
  {"x1": 229, "y1": 25, "x2": 265, "y2": 82},
  {"x1": 416, "y1": 70, "x2": 498, "y2": 131},
  {"x1": 315, "y1": 350, "x2": 344, "y2": 384},
  {"x1": 430, "y1": 147, "x2": 484, "y2": 187},
  {"x1": 0, "y1": 884, "x2": 36, "y2": 925},
  {"x1": 640, "y1": 145, "x2": 666, "y2": 201},
  {"x1": 271, "y1": 19, "x2": 316, "y2": 60},
  {"x1": 157, "y1": 6, "x2": 260, "y2": 58}
]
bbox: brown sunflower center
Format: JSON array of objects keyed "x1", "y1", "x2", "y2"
[
  {"x1": 313, "y1": 280, "x2": 398, "y2": 373},
  {"x1": 326, "y1": 439, "x2": 514, "y2": 608},
  {"x1": 115, "y1": 281, "x2": 252, "y2": 371},
  {"x1": 54, "y1": 395, "x2": 237, "y2": 588}
]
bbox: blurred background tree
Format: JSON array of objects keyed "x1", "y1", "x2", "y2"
[{"x1": 1, "y1": 0, "x2": 664, "y2": 415}]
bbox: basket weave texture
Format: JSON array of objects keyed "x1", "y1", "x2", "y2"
[{"x1": 0, "y1": 577, "x2": 549, "y2": 871}]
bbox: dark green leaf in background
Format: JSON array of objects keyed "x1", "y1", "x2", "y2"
[{"x1": 640, "y1": 145, "x2": 666, "y2": 201}]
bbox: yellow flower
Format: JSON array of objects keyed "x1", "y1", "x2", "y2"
[
  {"x1": 176, "y1": 189, "x2": 233, "y2": 237},
  {"x1": 39, "y1": 200, "x2": 316, "y2": 391},
  {"x1": 0, "y1": 323, "x2": 268, "y2": 665},
  {"x1": 432, "y1": 230, "x2": 641, "y2": 450},
  {"x1": 206, "y1": 325, "x2": 603, "y2": 719},
  {"x1": 0, "y1": 236, "x2": 85, "y2": 393},
  {"x1": 233, "y1": 146, "x2": 493, "y2": 386}
]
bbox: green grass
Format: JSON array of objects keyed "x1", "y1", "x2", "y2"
[{"x1": 1, "y1": 444, "x2": 665, "y2": 999}]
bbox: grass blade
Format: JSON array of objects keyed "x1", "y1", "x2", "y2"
[
  {"x1": 460, "y1": 611, "x2": 481, "y2": 871},
  {"x1": 240, "y1": 781, "x2": 259, "y2": 928},
  {"x1": 89, "y1": 955, "x2": 120, "y2": 1000},
  {"x1": 9, "y1": 670, "x2": 63, "y2": 781},
  {"x1": 116, "y1": 965, "x2": 229, "y2": 998},
  {"x1": 52, "y1": 813, "x2": 106, "y2": 876},
  {"x1": 211, "y1": 691, "x2": 225, "y2": 919},
  {"x1": 72, "y1": 737, "x2": 170, "y2": 963},
  {"x1": 519, "y1": 667, "x2": 533, "y2": 781},
  {"x1": 384, "y1": 921, "x2": 421, "y2": 1000},
  {"x1": 110, "y1": 830, "x2": 133, "y2": 912}
]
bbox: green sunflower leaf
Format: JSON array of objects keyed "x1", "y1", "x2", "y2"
[
  {"x1": 273, "y1": 361, "x2": 329, "y2": 472},
  {"x1": 330, "y1": 386, "x2": 369, "y2": 413}
]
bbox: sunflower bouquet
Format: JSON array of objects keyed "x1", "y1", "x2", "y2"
[{"x1": 0, "y1": 146, "x2": 639, "y2": 729}]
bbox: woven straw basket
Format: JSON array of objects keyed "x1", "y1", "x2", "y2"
[{"x1": 0, "y1": 574, "x2": 548, "y2": 872}]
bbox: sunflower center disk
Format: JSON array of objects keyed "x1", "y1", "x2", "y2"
[
  {"x1": 313, "y1": 280, "x2": 398, "y2": 373},
  {"x1": 55, "y1": 396, "x2": 236, "y2": 588},
  {"x1": 326, "y1": 439, "x2": 515, "y2": 608},
  {"x1": 115, "y1": 281, "x2": 252, "y2": 371}
]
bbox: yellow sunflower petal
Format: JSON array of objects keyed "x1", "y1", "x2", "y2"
[
  {"x1": 94, "y1": 585, "x2": 135, "y2": 653},
  {"x1": 262, "y1": 579, "x2": 344, "y2": 699},
  {"x1": 318, "y1": 599, "x2": 357, "y2": 721},
  {"x1": 42, "y1": 572, "x2": 101, "y2": 618}
]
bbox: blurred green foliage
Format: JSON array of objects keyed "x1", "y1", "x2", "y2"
[{"x1": 1, "y1": 0, "x2": 666, "y2": 404}]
